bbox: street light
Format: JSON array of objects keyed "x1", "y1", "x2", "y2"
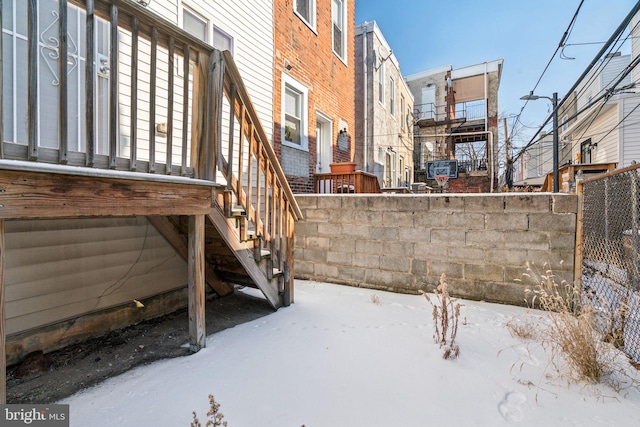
[{"x1": 520, "y1": 91, "x2": 559, "y2": 192}]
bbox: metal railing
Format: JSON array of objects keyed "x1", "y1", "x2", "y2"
[
  {"x1": 315, "y1": 171, "x2": 381, "y2": 194},
  {"x1": 578, "y1": 164, "x2": 640, "y2": 363}
]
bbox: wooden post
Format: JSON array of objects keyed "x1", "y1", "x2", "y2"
[
  {"x1": 188, "y1": 215, "x2": 206, "y2": 352},
  {"x1": 85, "y1": 0, "x2": 95, "y2": 166},
  {"x1": 574, "y1": 181, "x2": 584, "y2": 312},
  {"x1": 0, "y1": 220, "x2": 5, "y2": 403},
  {"x1": 108, "y1": 5, "x2": 119, "y2": 169},
  {"x1": 130, "y1": 16, "x2": 138, "y2": 171},
  {"x1": 28, "y1": 0, "x2": 38, "y2": 160},
  {"x1": 58, "y1": 0, "x2": 68, "y2": 164}
]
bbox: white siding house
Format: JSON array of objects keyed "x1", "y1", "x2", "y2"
[{"x1": 1, "y1": 0, "x2": 274, "y2": 359}]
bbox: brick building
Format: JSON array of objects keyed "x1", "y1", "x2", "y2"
[{"x1": 273, "y1": 0, "x2": 356, "y2": 193}]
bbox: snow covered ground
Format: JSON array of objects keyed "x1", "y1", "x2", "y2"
[{"x1": 61, "y1": 280, "x2": 640, "y2": 426}]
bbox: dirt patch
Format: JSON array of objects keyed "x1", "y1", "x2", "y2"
[{"x1": 7, "y1": 290, "x2": 274, "y2": 404}]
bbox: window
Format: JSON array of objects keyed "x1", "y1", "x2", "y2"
[
  {"x1": 580, "y1": 138, "x2": 592, "y2": 164},
  {"x1": 213, "y1": 27, "x2": 234, "y2": 54},
  {"x1": 282, "y1": 75, "x2": 309, "y2": 150},
  {"x1": 377, "y1": 62, "x2": 385, "y2": 105},
  {"x1": 400, "y1": 95, "x2": 406, "y2": 130},
  {"x1": 561, "y1": 114, "x2": 568, "y2": 132},
  {"x1": 294, "y1": 0, "x2": 316, "y2": 30},
  {"x1": 389, "y1": 76, "x2": 396, "y2": 117},
  {"x1": 183, "y1": 7, "x2": 208, "y2": 42},
  {"x1": 332, "y1": 0, "x2": 346, "y2": 61}
]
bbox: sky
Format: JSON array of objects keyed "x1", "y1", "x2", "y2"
[
  {"x1": 355, "y1": 0, "x2": 638, "y2": 151},
  {"x1": 62, "y1": 280, "x2": 640, "y2": 426}
]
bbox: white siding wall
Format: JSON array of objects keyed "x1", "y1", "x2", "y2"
[
  {"x1": 583, "y1": 106, "x2": 619, "y2": 164},
  {"x1": 148, "y1": 0, "x2": 274, "y2": 141},
  {"x1": 5, "y1": 217, "x2": 187, "y2": 335},
  {"x1": 621, "y1": 96, "x2": 640, "y2": 166}
]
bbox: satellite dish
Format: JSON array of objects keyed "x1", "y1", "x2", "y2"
[
  {"x1": 377, "y1": 45, "x2": 389, "y2": 59},
  {"x1": 425, "y1": 141, "x2": 434, "y2": 152}
]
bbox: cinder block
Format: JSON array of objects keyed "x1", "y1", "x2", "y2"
[
  {"x1": 549, "y1": 233, "x2": 576, "y2": 251},
  {"x1": 525, "y1": 250, "x2": 574, "y2": 272},
  {"x1": 304, "y1": 209, "x2": 331, "y2": 222},
  {"x1": 529, "y1": 213, "x2": 576, "y2": 233},
  {"x1": 327, "y1": 251, "x2": 352, "y2": 265},
  {"x1": 447, "y1": 212, "x2": 485, "y2": 230},
  {"x1": 427, "y1": 260, "x2": 463, "y2": 279},
  {"x1": 397, "y1": 196, "x2": 430, "y2": 212},
  {"x1": 330, "y1": 209, "x2": 356, "y2": 224},
  {"x1": 464, "y1": 263, "x2": 505, "y2": 282},
  {"x1": 431, "y1": 228, "x2": 466, "y2": 245},
  {"x1": 340, "y1": 224, "x2": 370, "y2": 239},
  {"x1": 353, "y1": 253, "x2": 380, "y2": 269},
  {"x1": 369, "y1": 226, "x2": 399, "y2": 241},
  {"x1": 317, "y1": 196, "x2": 343, "y2": 209},
  {"x1": 464, "y1": 195, "x2": 505, "y2": 212},
  {"x1": 399, "y1": 227, "x2": 430, "y2": 243},
  {"x1": 446, "y1": 245, "x2": 486, "y2": 263},
  {"x1": 411, "y1": 259, "x2": 428, "y2": 275},
  {"x1": 383, "y1": 211, "x2": 415, "y2": 225},
  {"x1": 414, "y1": 212, "x2": 448, "y2": 229},
  {"x1": 485, "y1": 248, "x2": 528, "y2": 267},
  {"x1": 317, "y1": 222, "x2": 343, "y2": 237},
  {"x1": 305, "y1": 236, "x2": 331, "y2": 250},
  {"x1": 552, "y1": 194, "x2": 578, "y2": 213},
  {"x1": 429, "y1": 195, "x2": 465, "y2": 211},
  {"x1": 293, "y1": 195, "x2": 317, "y2": 208},
  {"x1": 414, "y1": 243, "x2": 449, "y2": 259},
  {"x1": 355, "y1": 239, "x2": 384, "y2": 254},
  {"x1": 368, "y1": 195, "x2": 399, "y2": 211},
  {"x1": 294, "y1": 260, "x2": 315, "y2": 276},
  {"x1": 300, "y1": 248, "x2": 326, "y2": 262},
  {"x1": 295, "y1": 221, "x2": 318, "y2": 236},
  {"x1": 337, "y1": 266, "x2": 367, "y2": 282},
  {"x1": 504, "y1": 194, "x2": 550, "y2": 212},
  {"x1": 380, "y1": 255, "x2": 411, "y2": 272},
  {"x1": 384, "y1": 241, "x2": 415, "y2": 257},
  {"x1": 364, "y1": 269, "x2": 414, "y2": 289},
  {"x1": 506, "y1": 231, "x2": 549, "y2": 250},
  {"x1": 485, "y1": 213, "x2": 528, "y2": 230},
  {"x1": 331, "y1": 238, "x2": 356, "y2": 253},
  {"x1": 466, "y1": 230, "x2": 505, "y2": 247},
  {"x1": 341, "y1": 196, "x2": 369, "y2": 210}
]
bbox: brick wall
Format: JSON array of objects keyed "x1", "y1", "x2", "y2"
[
  {"x1": 273, "y1": 0, "x2": 356, "y2": 193},
  {"x1": 294, "y1": 193, "x2": 578, "y2": 306}
]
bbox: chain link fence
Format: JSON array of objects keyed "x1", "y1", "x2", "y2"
[{"x1": 580, "y1": 164, "x2": 640, "y2": 363}]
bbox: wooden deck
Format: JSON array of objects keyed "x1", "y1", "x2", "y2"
[{"x1": 0, "y1": 0, "x2": 301, "y2": 402}]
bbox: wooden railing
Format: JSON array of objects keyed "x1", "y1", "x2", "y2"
[
  {"x1": 0, "y1": 0, "x2": 301, "y2": 213},
  {"x1": 315, "y1": 171, "x2": 381, "y2": 194}
]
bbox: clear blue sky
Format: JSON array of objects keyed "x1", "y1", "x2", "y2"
[{"x1": 355, "y1": 0, "x2": 637, "y2": 150}]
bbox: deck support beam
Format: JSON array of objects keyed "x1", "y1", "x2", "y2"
[{"x1": 188, "y1": 214, "x2": 206, "y2": 352}]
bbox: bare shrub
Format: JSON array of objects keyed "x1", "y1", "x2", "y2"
[
  {"x1": 521, "y1": 263, "x2": 629, "y2": 386},
  {"x1": 370, "y1": 294, "x2": 380, "y2": 305},
  {"x1": 191, "y1": 394, "x2": 228, "y2": 427},
  {"x1": 421, "y1": 273, "x2": 462, "y2": 359},
  {"x1": 506, "y1": 317, "x2": 537, "y2": 341}
]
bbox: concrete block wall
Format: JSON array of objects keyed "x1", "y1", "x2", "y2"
[{"x1": 294, "y1": 193, "x2": 578, "y2": 306}]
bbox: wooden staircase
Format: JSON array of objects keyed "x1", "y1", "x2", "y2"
[{"x1": 148, "y1": 49, "x2": 301, "y2": 309}]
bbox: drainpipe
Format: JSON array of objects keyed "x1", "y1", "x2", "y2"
[{"x1": 363, "y1": 27, "x2": 368, "y2": 172}]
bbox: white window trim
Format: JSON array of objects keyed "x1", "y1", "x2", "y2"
[
  {"x1": 378, "y1": 62, "x2": 385, "y2": 108},
  {"x1": 389, "y1": 76, "x2": 396, "y2": 118},
  {"x1": 294, "y1": 0, "x2": 317, "y2": 34},
  {"x1": 331, "y1": 0, "x2": 347, "y2": 64},
  {"x1": 179, "y1": 3, "x2": 210, "y2": 43},
  {"x1": 281, "y1": 74, "x2": 309, "y2": 151}
]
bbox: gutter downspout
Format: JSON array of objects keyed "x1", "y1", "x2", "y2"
[{"x1": 363, "y1": 28, "x2": 368, "y2": 172}]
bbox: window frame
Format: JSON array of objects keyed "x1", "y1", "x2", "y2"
[
  {"x1": 400, "y1": 95, "x2": 406, "y2": 130},
  {"x1": 294, "y1": 0, "x2": 317, "y2": 33},
  {"x1": 389, "y1": 76, "x2": 396, "y2": 117},
  {"x1": 181, "y1": 5, "x2": 209, "y2": 43},
  {"x1": 281, "y1": 74, "x2": 309, "y2": 151},
  {"x1": 331, "y1": 0, "x2": 347, "y2": 63},
  {"x1": 377, "y1": 62, "x2": 385, "y2": 106}
]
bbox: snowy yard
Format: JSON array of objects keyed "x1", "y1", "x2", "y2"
[{"x1": 61, "y1": 280, "x2": 640, "y2": 426}]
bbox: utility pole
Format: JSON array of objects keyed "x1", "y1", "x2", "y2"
[{"x1": 503, "y1": 117, "x2": 512, "y2": 188}]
